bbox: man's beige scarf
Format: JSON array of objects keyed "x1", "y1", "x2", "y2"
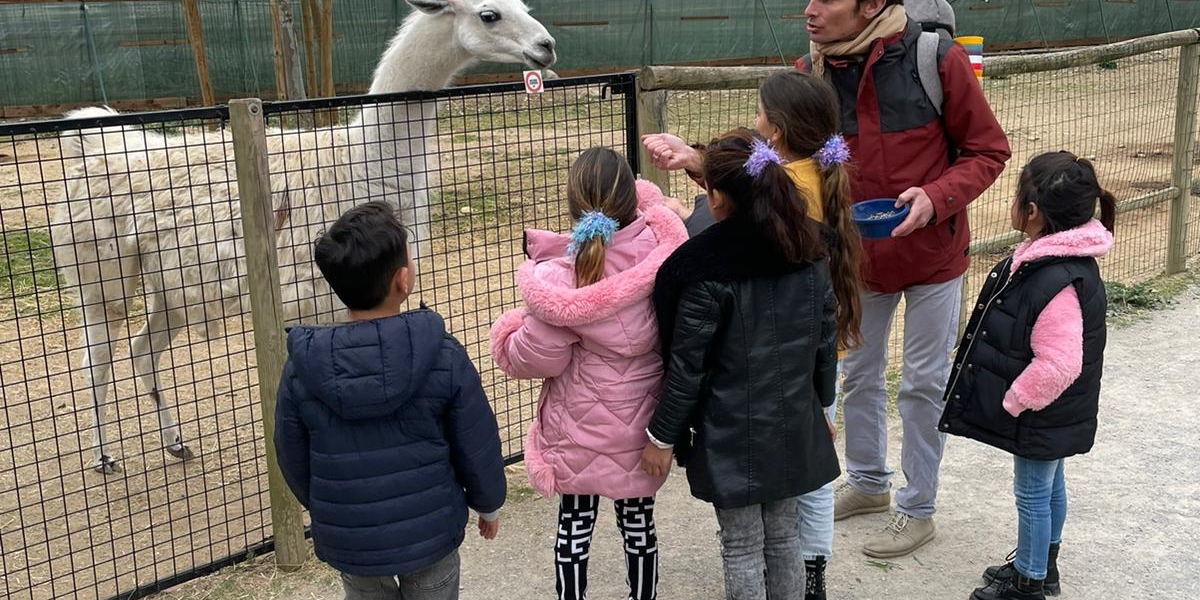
[{"x1": 809, "y1": 5, "x2": 908, "y2": 77}]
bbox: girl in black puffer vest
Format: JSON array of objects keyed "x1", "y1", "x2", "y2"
[{"x1": 940, "y1": 151, "x2": 1116, "y2": 600}]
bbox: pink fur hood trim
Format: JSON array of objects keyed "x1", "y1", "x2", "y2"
[
  {"x1": 1011, "y1": 219, "x2": 1113, "y2": 271},
  {"x1": 517, "y1": 181, "x2": 688, "y2": 328}
]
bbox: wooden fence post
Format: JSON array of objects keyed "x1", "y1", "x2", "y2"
[
  {"x1": 181, "y1": 0, "x2": 215, "y2": 107},
  {"x1": 270, "y1": 0, "x2": 308, "y2": 102},
  {"x1": 229, "y1": 99, "x2": 307, "y2": 570},
  {"x1": 300, "y1": 0, "x2": 320, "y2": 98},
  {"x1": 1168, "y1": 42, "x2": 1199, "y2": 274},
  {"x1": 635, "y1": 78, "x2": 671, "y2": 195}
]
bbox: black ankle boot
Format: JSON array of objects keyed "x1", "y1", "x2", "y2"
[
  {"x1": 982, "y1": 544, "x2": 1060, "y2": 596},
  {"x1": 971, "y1": 574, "x2": 1045, "y2": 600},
  {"x1": 805, "y1": 557, "x2": 827, "y2": 600}
]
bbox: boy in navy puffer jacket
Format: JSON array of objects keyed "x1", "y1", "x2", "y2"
[{"x1": 274, "y1": 201, "x2": 506, "y2": 600}]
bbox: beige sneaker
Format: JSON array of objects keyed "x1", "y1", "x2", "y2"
[
  {"x1": 862, "y1": 512, "x2": 936, "y2": 558},
  {"x1": 833, "y1": 482, "x2": 890, "y2": 521}
]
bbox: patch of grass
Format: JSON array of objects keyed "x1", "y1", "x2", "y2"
[
  {"x1": 1098, "y1": 60, "x2": 1120, "y2": 71},
  {"x1": 430, "y1": 187, "x2": 524, "y2": 235},
  {"x1": 865, "y1": 559, "x2": 902, "y2": 573},
  {"x1": 508, "y1": 482, "x2": 538, "y2": 502},
  {"x1": 0, "y1": 228, "x2": 65, "y2": 317},
  {"x1": 148, "y1": 551, "x2": 339, "y2": 600},
  {"x1": 1106, "y1": 270, "x2": 1198, "y2": 325},
  {"x1": 880, "y1": 366, "x2": 903, "y2": 414}
]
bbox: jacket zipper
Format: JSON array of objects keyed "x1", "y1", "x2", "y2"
[{"x1": 945, "y1": 258, "x2": 1015, "y2": 399}]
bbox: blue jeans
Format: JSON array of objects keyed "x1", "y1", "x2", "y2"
[
  {"x1": 1013, "y1": 457, "x2": 1067, "y2": 580},
  {"x1": 797, "y1": 374, "x2": 839, "y2": 560}
]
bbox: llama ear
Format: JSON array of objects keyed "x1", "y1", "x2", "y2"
[{"x1": 406, "y1": 0, "x2": 450, "y2": 14}]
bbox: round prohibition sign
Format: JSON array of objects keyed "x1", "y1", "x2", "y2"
[{"x1": 524, "y1": 70, "x2": 545, "y2": 94}]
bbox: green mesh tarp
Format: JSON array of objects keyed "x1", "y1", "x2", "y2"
[{"x1": 0, "y1": 0, "x2": 1195, "y2": 109}]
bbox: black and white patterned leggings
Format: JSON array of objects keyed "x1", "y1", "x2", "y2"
[{"x1": 555, "y1": 494, "x2": 658, "y2": 600}]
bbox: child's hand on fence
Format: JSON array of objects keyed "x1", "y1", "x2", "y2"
[
  {"x1": 640, "y1": 444, "x2": 674, "y2": 477},
  {"x1": 641, "y1": 133, "x2": 701, "y2": 173},
  {"x1": 478, "y1": 514, "x2": 499, "y2": 540}
]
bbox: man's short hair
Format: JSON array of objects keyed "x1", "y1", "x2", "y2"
[{"x1": 314, "y1": 201, "x2": 409, "y2": 311}]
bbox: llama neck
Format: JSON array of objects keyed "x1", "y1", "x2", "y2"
[{"x1": 368, "y1": 12, "x2": 474, "y2": 94}]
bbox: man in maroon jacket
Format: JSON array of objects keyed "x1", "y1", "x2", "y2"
[{"x1": 800, "y1": 0, "x2": 1011, "y2": 559}]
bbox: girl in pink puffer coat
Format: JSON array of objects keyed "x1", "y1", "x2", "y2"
[{"x1": 490, "y1": 147, "x2": 687, "y2": 600}]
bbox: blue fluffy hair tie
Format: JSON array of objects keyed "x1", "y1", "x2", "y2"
[
  {"x1": 566, "y1": 210, "x2": 620, "y2": 256},
  {"x1": 744, "y1": 138, "x2": 784, "y2": 178},
  {"x1": 815, "y1": 134, "x2": 851, "y2": 169}
]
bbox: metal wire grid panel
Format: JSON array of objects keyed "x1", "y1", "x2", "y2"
[
  {"x1": 655, "y1": 50, "x2": 1198, "y2": 370},
  {"x1": 0, "y1": 108, "x2": 272, "y2": 600},
  {"x1": 967, "y1": 49, "x2": 1193, "y2": 301},
  {"x1": 0, "y1": 73, "x2": 636, "y2": 600},
  {"x1": 257, "y1": 73, "x2": 638, "y2": 463}
]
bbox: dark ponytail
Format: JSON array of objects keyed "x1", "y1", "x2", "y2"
[
  {"x1": 1098, "y1": 189, "x2": 1117, "y2": 233},
  {"x1": 702, "y1": 128, "x2": 823, "y2": 264},
  {"x1": 819, "y1": 162, "x2": 864, "y2": 350}
]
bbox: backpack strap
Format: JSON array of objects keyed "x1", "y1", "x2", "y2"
[{"x1": 916, "y1": 30, "x2": 943, "y2": 116}]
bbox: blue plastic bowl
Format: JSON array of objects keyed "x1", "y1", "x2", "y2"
[{"x1": 852, "y1": 198, "x2": 909, "y2": 240}]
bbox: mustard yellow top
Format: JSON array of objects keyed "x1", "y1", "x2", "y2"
[{"x1": 784, "y1": 158, "x2": 824, "y2": 223}]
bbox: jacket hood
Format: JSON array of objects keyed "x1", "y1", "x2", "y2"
[
  {"x1": 516, "y1": 181, "x2": 689, "y2": 328},
  {"x1": 1012, "y1": 219, "x2": 1114, "y2": 272},
  {"x1": 286, "y1": 309, "x2": 446, "y2": 420}
]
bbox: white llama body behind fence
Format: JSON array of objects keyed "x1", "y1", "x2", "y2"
[{"x1": 50, "y1": 0, "x2": 556, "y2": 474}]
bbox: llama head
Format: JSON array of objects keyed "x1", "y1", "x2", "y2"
[{"x1": 406, "y1": 0, "x2": 556, "y2": 70}]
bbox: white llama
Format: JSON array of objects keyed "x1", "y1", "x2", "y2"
[{"x1": 51, "y1": 0, "x2": 556, "y2": 474}]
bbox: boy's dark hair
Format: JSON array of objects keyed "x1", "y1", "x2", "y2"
[
  {"x1": 1017, "y1": 151, "x2": 1117, "y2": 236},
  {"x1": 314, "y1": 201, "x2": 410, "y2": 311}
]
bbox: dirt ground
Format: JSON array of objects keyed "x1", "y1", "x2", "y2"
[
  {"x1": 141, "y1": 286, "x2": 1200, "y2": 600},
  {"x1": 1, "y1": 50, "x2": 1199, "y2": 600}
]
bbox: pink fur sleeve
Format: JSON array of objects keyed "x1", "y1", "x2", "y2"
[
  {"x1": 489, "y1": 308, "x2": 579, "y2": 380},
  {"x1": 1002, "y1": 286, "x2": 1084, "y2": 417},
  {"x1": 635, "y1": 179, "x2": 665, "y2": 210}
]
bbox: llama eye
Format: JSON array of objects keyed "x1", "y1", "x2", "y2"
[{"x1": 479, "y1": 10, "x2": 501, "y2": 23}]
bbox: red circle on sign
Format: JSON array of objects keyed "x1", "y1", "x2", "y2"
[{"x1": 524, "y1": 71, "x2": 543, "y2": 93}]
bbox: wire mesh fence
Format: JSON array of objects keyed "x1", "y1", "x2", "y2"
[
  {"x1": 648, "y1": 45, "x2": 1200, "y2": 369},
  {"x1": 0, "y1": 108, "x2": 272, "y2": 600},
  {"x1": 0, "y1": 73, "x2": 637, "y2": 600},
  {"x1": 257, "y1": 74, "x2": 637, "y2": 462}
]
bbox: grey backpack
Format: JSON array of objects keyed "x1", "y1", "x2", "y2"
[{"x1": 907, "y1": 0, "x2": 957, "y2": 115}]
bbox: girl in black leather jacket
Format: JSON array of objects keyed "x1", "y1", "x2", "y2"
[{"x1": 640, "y1": 129, "x2": 841, "y2": 600}]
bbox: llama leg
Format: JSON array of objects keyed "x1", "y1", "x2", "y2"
[
  {"x1": 404, "y1": 195, "x2": 431, "y2": 279},
  {"x1": 130, "y1": 311, "x2": 193, "y2": 461},
  {"x1": 80, "y1": 305, "x2": 121, "y2": 474}
]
